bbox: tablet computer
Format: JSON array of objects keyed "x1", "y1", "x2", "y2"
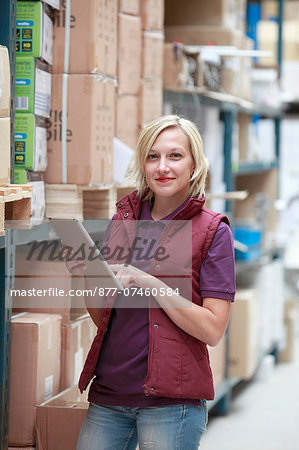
[{"x1": 49, "y1": 218, "x2": 124, "y2": 292}]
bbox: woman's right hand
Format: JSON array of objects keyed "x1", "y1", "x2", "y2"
[{"x1": 61, "y1": 242, "x2": 87, "y2": 276}]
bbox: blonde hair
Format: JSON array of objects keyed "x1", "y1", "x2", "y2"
[{"x1": 127, "y1": 115, "x2": 209, "y2": 201}]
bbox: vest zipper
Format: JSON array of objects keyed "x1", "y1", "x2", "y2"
[{"x1": 143, "y1": 301, "x2": 154, "y2": 396}]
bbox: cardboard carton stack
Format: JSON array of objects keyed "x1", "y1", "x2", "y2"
[
  {"x1": 116, "y1": 0, "x2": 141, "y2": 149},
  {"x1": 14, "y1": 0, "x2": 60, "y2": 221},
  {"x1": 140, "y1": 0, "x2": 164, "y2": 128},
  {"x1": 8, "y1": 312, "x2": 62, "y2": 447},
  {"x1": 163, "y1": 0, "x2": 250, "y2": 98},
  {"x1": 44, "y1": 0, "x2": 117, "y2": 186}
]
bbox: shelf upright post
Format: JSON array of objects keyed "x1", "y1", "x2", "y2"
[
  {"x1": 221, "y1": 109, "x2": 236, "y2": 217},
  {"x1": 0, "y1": 0, "x2": 16, "y2": 447}
]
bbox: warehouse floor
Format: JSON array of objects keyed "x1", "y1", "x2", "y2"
[{"x1": 200, "y1": 318, "x2": 299, "y2": 450}]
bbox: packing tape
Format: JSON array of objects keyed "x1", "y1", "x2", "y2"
[{"x1": 61, "y1": 0, "x2": 71, "y2": 183}]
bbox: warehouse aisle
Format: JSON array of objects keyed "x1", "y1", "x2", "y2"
[{"x1": 200, "y1": 334, "x2": 299, "y2": 450}]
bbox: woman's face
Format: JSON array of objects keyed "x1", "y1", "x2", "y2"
[{"x1": 144, "y1": 127, "x2": 195, "y2": 202}]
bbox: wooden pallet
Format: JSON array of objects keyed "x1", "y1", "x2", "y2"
[
  {"x1": 45, "y1": 183, "x2": 136, "y2": 221},
  {"x1": 0, "y1": 185, "x2": 32, "y2": 235}
]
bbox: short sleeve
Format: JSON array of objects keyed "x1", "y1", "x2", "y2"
[{"x1": 200, "y1": 221, "x2": 236, "y2": 301}]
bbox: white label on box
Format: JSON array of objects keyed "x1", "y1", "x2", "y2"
[
  {"x1": 44, "y1": 374, "x2": 53, "y2": 401},
  {"x1": 74, "y1": 348, "x2": 83, "y2": 385},
  {"x1": 35, "y1": 68, "x2": 51, "y2": 118},
  {"x1": 30, "y1": 181, "x2": 45, "y2": 223},
  {"x1": 42, "y1": 9, "x2": 53, "y2": 65},
  {"x1": 34, "y1": 126, "x2": 47, "y2": 171}
]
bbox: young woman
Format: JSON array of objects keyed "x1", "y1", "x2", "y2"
[{"x1": 66, "y1": 115, "x2": 235, "y2": 449}]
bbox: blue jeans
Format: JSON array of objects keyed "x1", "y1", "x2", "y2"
[{"x1": 76, "y1": 402, "x2": 208, "y2": 450}]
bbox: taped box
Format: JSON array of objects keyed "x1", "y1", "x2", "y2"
[
  {"x1": 52, "y1": 0, "x2": 117, "y2": 76},
  {"x1": 36, "y1": 385, "x2": 89, "y2": 450},
  {"x1": 8, "y1": 313, "x2": 61, "y2": 447},
  {"x1": 45, "y1": 74, "x2": 115, "y2": 185}
]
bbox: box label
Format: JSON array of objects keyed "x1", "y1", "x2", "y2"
[{"x1": 44, "y1": 374, "x2": 53, "y2": 401}]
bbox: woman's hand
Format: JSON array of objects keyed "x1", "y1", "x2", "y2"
[
  {"x1": 61, "y1": 242, "x2": 87, "y2": 276},
  {"x1": 109, "y1": 264, "x2": 157, "y2": 290}
]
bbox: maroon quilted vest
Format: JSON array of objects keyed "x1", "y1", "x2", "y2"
[{"x1": 79, "y1": 191, "x2": 229, "y2": 400}]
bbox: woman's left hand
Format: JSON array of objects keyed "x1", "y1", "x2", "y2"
[{"x1": 109, "y1": 264, "x2": 157, "y2": 290}]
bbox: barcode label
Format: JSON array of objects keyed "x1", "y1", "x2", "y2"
[{"x1": 16, "y1": 97, "x2": 29, "y2": 110}]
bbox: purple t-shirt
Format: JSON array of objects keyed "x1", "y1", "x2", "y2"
[{"x1": 88, "y1": 200, "x2": 235, "y2": 406}]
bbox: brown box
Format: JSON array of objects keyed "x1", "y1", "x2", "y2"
[
  {"x1": 117, "y1": 13, "x2": 142, "y2": 95},
  {"x1": 119, "y1": 0, "x2": 140, "y2": 15},
  {"x1": 165, "y1": 0, "x2": 246, "y2": 30},
  {"x1": 0, "y1": 117, "x2": 11, "y2": 185},
  {"x1": 61, "y1": 316, "x2": 97, "y2": 391},
  {"x1": 142, "y1": 31, "x2": 164, "y2": 79},
  {"x1": 0, "y1": 45, "x2": 10, "y2": 117},
  {"x1": 116, "y1": 94, "x2": 139, "y2": 149},
  {"x1": 13, "y1": 251, "x2": 87, "y2": 324},
  {"x1": 163, "y1": 43, "x2": 189, "y2": 89},
  {"x1": 139, "y1": 78, "x2": 163, "y2": 126},
  {"x1": 228, "y1": 289, "x2": 259, "y2": 380},
  {"x1": 8, "y1": 313, "x2": 61, "y2": 446},
  {"x1": 208, "y1": 337, "x2": 226, "y2": 389},
  {"x1": 235, "y1": 169, "x2": 279, "y2": 236},
  {"x1": 165, "y1": 25, "x2": 244, "y2": 49},
  {"x1": 52, "y1": 0, "x2": 118, "y2": 76},
  {"x1": 36, "y1": 385, "x2": 88, "y2": 450},
  {"x1": 141, "y1": 0, "x2": 164, "y2": 31},
  {"x1": 262, "y1": 0, "x2": 299, "y2": 22},
  {"x1": 45, "y1": 74, "x2": 115, "y2": 185}
]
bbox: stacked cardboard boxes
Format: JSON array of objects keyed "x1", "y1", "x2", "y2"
[
  {"x1": 8, "y1": 312, "x2": 62, "y2": 446},
  {"x1": 10, "y1": 249, "x2": 97, "y2": 446},
  {"x1": 44, "y1": 0, "x2": 117, "y2": 185},
  {"x1": 115, "y1": 0, "x2": 164, "y2": 150},
  {"x1": 140, "y1": 0, "x2": 164, "y2": 128},
  {"x1": 164, "y1": 0, "x2": 251, "y2": 99},
  {"x1": 15, "y1": 0, "x2": 60, "y2": 221}
]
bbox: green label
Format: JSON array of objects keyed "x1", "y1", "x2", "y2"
[
  {"x1": 16, "y1": 1, "x2": 41, "y2": 57},
  {"x1": 16, "y1": 56, "x2": 35, "y2": 113},
  {"x1": 15, "y1": 113, "x2": 35, "y2": 170}
]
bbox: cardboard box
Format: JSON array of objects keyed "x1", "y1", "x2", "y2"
[
  {"x1": 141, "y1": 0, "x2": 164, "y2": 31},
  {"x1": 36, "y1": 385, "x2": 89, "y2": 450},
  {"x1": 9, "y1": 447, "x2": 35, "y2": 450},
  {"x1": 139, "y1": 78, "x2": 163, "y2": 126},
  {"x1": 262, "y1": 0, "x2": 299, "y2": 22},
  {"x1": 119, "y1": 0, "x2": 140, "y2": 15},
  {"x1": 13, "y1": 253, "x2": 88, "y2": 323},
  {"x1": 165, "y1": 0, "x2": 245, "y2": 28},
  {"x1": 258, "y1": 20, "x2": 299, "y2": 66},
  {"x1": 142, "y1": 31, "x2": 164, "y2": 79},
  {"x1": 117, "y1": 13, "x2": 142, "y2": 95},
  {"x1": 45, "y1": 74, "x2": 115, "y2": 185},
  {"x1": 61, "y1": 316, "x2": 97, "y2": 390},
  {"x1": 228, "y1": 289, "x2": 259, "y2": 380},
  {"x1": 15, "y1": 113, "x2": 47, "y2": 171},
  {"x1": 116, "y1": 95, "x2": 139, "y2": 149},
  {"x1": 16, "y1": 1, "x2": 53, "y2": 65},
  {"x1": 52, "y1": 0, "x2": 117, "y2": 76},
  {"x1": 30, "y1": 180, "x2": 46, "y2": 223},
  {"x1": 165, "y1": 25, "x2": 244, "y2": 49},
  {"x1": 0, "y1": 45, "x2": 11, "y2": 117},
  {"x1": 0, "y1": 117, "x2": 11, "y2": 184},
  {"x1": 16, "y1": 57, "x2": 51, "y2": 118},
  {"x1": 8, "y1": 312, "x2": 61, "y2": 446},
  {"x1": 208, "y1": 337, "x2": 226, "y2": 389},
  {"x1": 163, "y1": 43, "x2": 189, "y2": 89}
]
